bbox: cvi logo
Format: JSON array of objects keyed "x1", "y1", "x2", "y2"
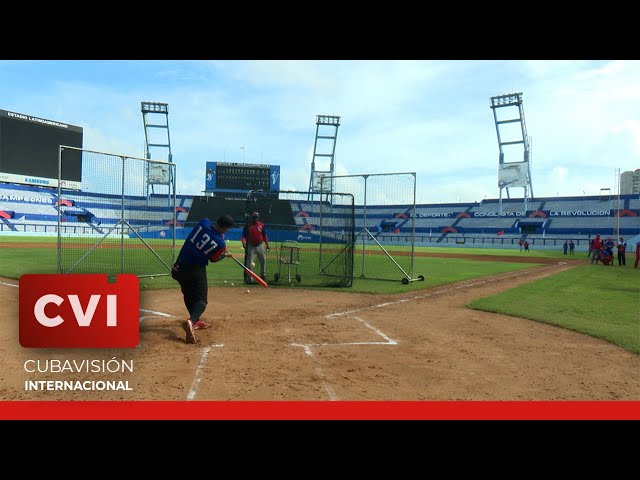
[{"x1": 19, "y1": 274, "x2": 139, "y2": 348}]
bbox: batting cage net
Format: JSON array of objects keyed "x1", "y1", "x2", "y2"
[
  {"x1": 57, "y1": 146, "x2": 176, "y2": 279},
  {"x1": 245, "y1": 190, "x2": 355, "y2": 287},
  {"x1": 321, "y1": 172, "x2": 423, "y2": 284}
]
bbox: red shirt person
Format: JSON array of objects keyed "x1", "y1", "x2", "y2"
[
  {"x1": 590, "y1": 234, "x2": 603, "y2": 264},
  {"x1": 599, "y1": 248, "x2": 613, "y2": 265},
  {"x1": 241, "y1": 211, "x2": 270, "y2": 283}
]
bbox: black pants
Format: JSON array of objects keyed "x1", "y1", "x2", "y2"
[
  {"x1": 171, "y1": 262, "x2": 208, "y2": 322},
  {"x1": 618, "y1": 252, "x2": 626, "y2": 266}
]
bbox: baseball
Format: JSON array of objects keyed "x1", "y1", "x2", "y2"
[
  {"x1": 246, "y1": 289, "x2": 250, "y2": 294},
  {"x1": 250, "y1": 262, "x2": 256, "y2": 269},
  {"x1": 223, "y1": 280, "x2": 227, "y2": 283},
  {"x1": 150, "y1": 277, "x2": 154, "y2": 280},
  {"x1": 231, "y1": 282, "x2": 235, "y2": 286}
]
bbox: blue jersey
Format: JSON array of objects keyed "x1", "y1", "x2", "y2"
[{"x1": 177, "y1": 218, "x2": 227, "y2": 266}]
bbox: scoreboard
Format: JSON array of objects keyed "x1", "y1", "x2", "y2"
[
  {"x1": 0, "y1": 109, "x2": 83, "y2": 189},
  {"x1": 205, "y1": 161, "x2": 280, "y2": 193}
]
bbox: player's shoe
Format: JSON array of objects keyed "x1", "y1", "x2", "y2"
[
  {"x1": 182, "y1": 320, "x2": 198, "y2": 344},
  {"x1": 193, "y1": 320, "x2": 211, "y2": 330}
]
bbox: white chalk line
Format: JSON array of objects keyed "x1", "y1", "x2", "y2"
[
  {"x1": 290, "y1": 343, "x2": 337, "y2": 400},
  {"x1": 186, "y1": 343, "x2": 224, "y2": 401},
  {"x1": 290, "y1": 315, "x2": 397, "y2": 400},
  {"x1": 307, "y1": 341, "x2": 393, "y2": 346},
  {"x1": 291, "y1": 344, "x2": 314, "y2": 357},
  {"x1": 290, "y1": 264, "x2": 564, "y2": 401},
  {"x1": 289, "y1": 313, "x2": 397, "y2": 349},
  {"x1": 139, "y1": 308, "x2": 173, "y2": 323},
  {"x1": 290, "y1": 317, "x2": 397, "y2": 349},
  {"x1": 4, "y1": 280, "x2": 218, "y2": 399},
  {"x1": 139, "y1": 308, "x2": 173, "y2": 318},
  {"x1": 0, "y1": 282, "x2": 173, "y2": 322},
  {"x1": 353, "y1": 316, "x2": 397, "y2": 345},
  {"x1": 326, "y1": 265, "x2": 558, "y2": 318}
]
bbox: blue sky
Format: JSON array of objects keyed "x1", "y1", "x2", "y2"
[{"x1": 1, "y1": 60, "x2": 638, "y2": 203}]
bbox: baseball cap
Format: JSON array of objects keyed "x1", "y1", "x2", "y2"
[{"x1": 217, "y1": 214, "x2": 236, "y2": 228}]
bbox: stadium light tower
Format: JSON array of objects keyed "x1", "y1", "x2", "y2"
[
  {"x1": 308, "y1": 114, "x2": 341, "y2": 202},
  {"x1": 141, "y1": 101, "x2": 173, "y2": 204},
  {"x1": 490, "y1": 92, "x2": 534, "y2": 212}
]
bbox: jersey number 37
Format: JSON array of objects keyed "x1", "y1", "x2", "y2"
[{"x1": 190, "y1": 226, "x2": 218, "y2": 255}]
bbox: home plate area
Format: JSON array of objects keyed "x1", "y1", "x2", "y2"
[{"x1": 181, "y1": 312, "x2": 399, "y2": 401}]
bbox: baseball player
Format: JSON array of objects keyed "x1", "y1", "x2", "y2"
[
  {"x1": 616, "y1": 238, "x2": 627, "y2": 266},
  {"x1": 171, "y1": 214, "x2": 236, "y2": 344},
  {"x1": 241, "y1": 211, "x2": 270, "y2": 284}
]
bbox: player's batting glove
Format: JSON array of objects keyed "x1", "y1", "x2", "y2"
[{"x1": 266, "y1": 246, "x2": 270, "y2": 252}]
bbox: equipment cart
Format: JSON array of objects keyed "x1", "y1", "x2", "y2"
[{"x1": 273, "y1": 240, "x2": 302, "y2": 284}]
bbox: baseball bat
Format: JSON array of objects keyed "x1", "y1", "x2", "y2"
[
  {"x1": 243, "y1": 244, "x2": 249, "y2": 283},
  {"x1": 230, "y1": 255, "x2": 269, "y2": 288}
]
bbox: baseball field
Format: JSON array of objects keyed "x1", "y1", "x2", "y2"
[{"x1": 1, "y1": 236, "x2": 638, "y2": 401}]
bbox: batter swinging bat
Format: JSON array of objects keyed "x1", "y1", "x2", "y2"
[{"x1": 230, "y1": 256, "x2": 269, "y2": 288}]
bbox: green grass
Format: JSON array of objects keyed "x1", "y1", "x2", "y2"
[
  {"x1": 349, "y1": 257, "x2": 534, "y2": 294},
  {"x1": 0, "y1": 236, "x2": 56, "y2": 243},
  {"x1": 469, "y1": 264, "x2": 640, "y2": 354},
  {"x1": 0, "y1": 244, "x2": 536, "y2": 295},
  {"x1": 413, "y1": 245, "x2": 570, "y2": 259},
  {"x1": 0, "y1": 248, "x2": 61, "y2": 277},
  {"x1": 0, "y1": 234, "x2": 177, "y2": 247}
]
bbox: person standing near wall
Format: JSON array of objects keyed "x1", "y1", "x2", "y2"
[
  {"x1": 242, "y1": 211, "x2": 270, "y2": 284},
  {"x1": 569, "y1": 240, "x2": 575, "y2": 255},
  {"x1": 604, "y1": 237, "x2": 615, "y2": 258},
  {"x1": 590, "y1": 234, "x2": 603, "y2": 264},
  {"x1": 634, "y1": 240, "x2": 640, "y2": 269},
  {"x1": 616, "y1": 238, "x2": 627, "y2": 266},
  {"x1": 563, "y1": 240, "x2": 568, "y2": 255}
]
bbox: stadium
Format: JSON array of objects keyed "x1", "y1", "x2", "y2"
[{"x1": 0, "y1": 98, "x2": 638, "y2": 405}]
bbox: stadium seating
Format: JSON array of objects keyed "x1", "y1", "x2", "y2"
[{"x1": 1, "y1": 182, "x2": 638, "y2": 250}]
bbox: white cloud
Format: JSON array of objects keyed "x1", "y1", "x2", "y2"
[
  {"x1": 2, "y1": 60, "x2": 638, "y2": 204},
  {"x1": 552, "y1": 166, "x2": 569, "y2": 180}
]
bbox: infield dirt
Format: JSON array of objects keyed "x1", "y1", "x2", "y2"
[{"x1": 1, "y1": 253, "x2": 638, "y2": 401}]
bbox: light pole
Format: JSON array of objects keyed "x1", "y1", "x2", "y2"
[
  {"x1": 240, "y1": 146, "x2": 245, "y2": 163},
  {"x1": 616, "y1": 168, "x2": 621, "y2": 240}
]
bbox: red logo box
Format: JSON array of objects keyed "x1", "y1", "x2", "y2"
[{"x1": 19, "y1": 274, "x2": 139, "y2": 348}]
